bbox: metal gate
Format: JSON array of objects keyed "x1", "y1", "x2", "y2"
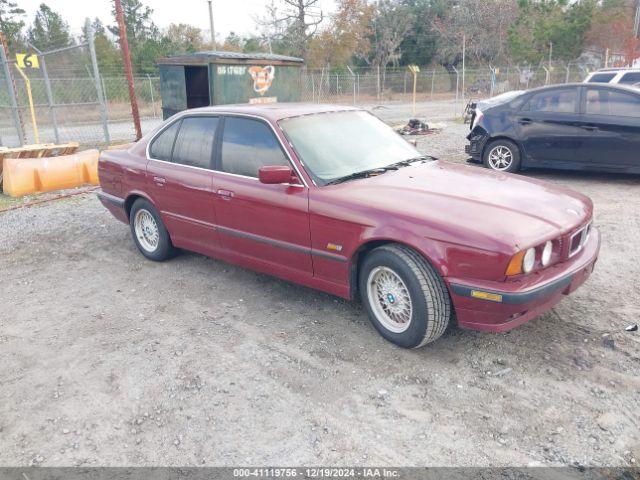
[{"x1": 0, "y1": 20, "x2": 110, "y2": 148}]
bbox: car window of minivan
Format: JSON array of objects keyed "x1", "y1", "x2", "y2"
[
  {"x1": 587, "y1": 73, "x2": 616, "y2": 83},
  {"x1": 172, "y1": 116, "x2": 219, "y2": 169},
  {"x1": 619, "y1": 72, "x2": 640, "y2": 85}
]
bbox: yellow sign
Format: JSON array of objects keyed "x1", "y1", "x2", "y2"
[
  {"x1": 16, "y1": 53, "x2": 40, "y2": 69},
  {"x1": 408, "y1": 65, "x2": 420, "y2": 74}
]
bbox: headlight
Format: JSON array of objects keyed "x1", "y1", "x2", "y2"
[
  {"x1": 522, "y1": 247, "x2": 536, "y2": 273},
  {"x1": 541, "y1": 241, "x2": 553, "y2": 266}
]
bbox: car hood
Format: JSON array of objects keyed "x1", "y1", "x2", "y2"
[{"x1": 324, "y1": 160, "x2": 592, "y2": 252}]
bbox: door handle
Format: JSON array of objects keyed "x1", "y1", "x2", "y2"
[
  {"x1": 518, "y1": 118, "x2": 532, "y2": 125},
  {"x1": 579, "y1": 125, "x2": 599, "y2": 131},
  {"x1": 153, "y1": 176, "x2": 166, "y2": 186},
  {"x1": 216, "y1": 189, "x2": 234, "y2": 200}
]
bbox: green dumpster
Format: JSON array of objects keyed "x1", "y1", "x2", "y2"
[{"x1": 157, "y1": 51, "x2": 304, "y2": 119}]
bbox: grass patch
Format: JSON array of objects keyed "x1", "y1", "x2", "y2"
[{"x1": 0, "y1": 194, "x2": 22, "y2": 210}]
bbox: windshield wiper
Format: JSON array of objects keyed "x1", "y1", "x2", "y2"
[
  {"x1": 325, "y1": 167, "x2": 391, "y2": 185},
  {"x1": 385, "y1": 155, "x2": 433, "y2": 169},
  {"x1": 325, "y1": 156, "x2": 435, "y2": 186}
]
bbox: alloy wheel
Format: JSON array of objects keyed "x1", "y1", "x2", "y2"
[
  {"x1": 134, "y1": 209, "x2": 160, "y2": 253},
  {"x1": 366, "y1": 266, "x2": 413, "y2": 333},
  {"x1": 488, "y1": 145, "x2": 513, "y2": 171}
]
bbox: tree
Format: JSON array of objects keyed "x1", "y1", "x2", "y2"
[
  {"x1": 364, "y1": 0, "x2": 414, "y2": 70},
  {"x1": 109, "y1": 0, "x2": 158, "y2": 47},
  {"x1": 83, "y1": 18, "x2": 123, "y2": 74},
  {"x1": 0, "y1": 0, "x2": 25, "y2": 50},
  {"x1": 398, "y1": 0, "x2": 441, "y2": 67},
  {"x1": 164, "y1": 23, "x2": 204, "y2": 53},
  {"x1": 508, "y1": 0, "x2": 596, "y2": 64},
  {"x1": 221, "y1": 31, "x2": 243, "y2": 52},
  {"x1": 256, "y1": 0, "x2": 323, "y2": 56},
  {"x1": 27, "y1": 3, "x2": 72, "y2": 50},
  {"x1": 587, "y1": 0, "x2": 639, "y2": 65},
  {"x1": 430, "y1": 0, "x2": 518, "y2": 89},
  {"x1": 306, "y1": 0, "x2": 374, "y2": 68}
]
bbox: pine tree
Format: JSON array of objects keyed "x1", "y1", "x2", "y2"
[{"x1": 27, "y1": 3, "x2": 72, "y2": 50}]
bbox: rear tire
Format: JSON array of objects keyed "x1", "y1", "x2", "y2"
[
  {"x1": 129, "y1": 198, "x2": 176, "y2": 261},
  {"x1": 359, "y1": 244, "x2": 451, "y2": 348},
  {"x1": 483, "y1": 139, "x2": 521, "y2": 173}
]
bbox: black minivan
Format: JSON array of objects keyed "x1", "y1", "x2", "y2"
[{"x1": 466, "y1": 83, "x2": 640, "y2": 173}]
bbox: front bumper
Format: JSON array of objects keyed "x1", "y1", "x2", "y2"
[
  {"x1": 465, "y1": 130, "x2": 489, "y2": 162},
  {"x1": 447, "y1": 227, "x2": 601, "y2": 332}
]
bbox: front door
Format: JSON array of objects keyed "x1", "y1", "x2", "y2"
[
  {"x1": 146, "y1": 115, "x2": 221, "y2": 254},
  {"x1": 211, "y1": 115, "x2": 313, "y2": 277},
  {"x1": 516, "y1": 86, "x2": 587, "y2": 168},
  {"x1": 579, "y1": 86, "x2": 640, "y2": 170}
]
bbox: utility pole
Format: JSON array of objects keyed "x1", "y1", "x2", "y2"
[
  {"x1": 634, "y1": 0, "x2": 639, "y2": 38},
  {"x1": 208, "y1": 0, "x2": 216, "y2": 50},
  {"x1": 115, "y1": 0, "x2": 142, "y2": 140}
]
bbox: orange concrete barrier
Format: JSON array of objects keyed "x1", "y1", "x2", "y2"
[{"x1": 2, "y1": 149, "x2": 100, "y2": 198}]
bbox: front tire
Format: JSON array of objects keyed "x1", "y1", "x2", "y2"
[
  {"x1": 129, "y1": 198, "x2": 176, "y2": 261},
  {"x1": 483, "y1": 139, "x2": 521, "y2": 173},
  {"x1": 359, "y1": 244, "x2": 451, "y2": 348}
]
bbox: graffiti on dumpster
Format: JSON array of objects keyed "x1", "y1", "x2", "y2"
[{"x1": 248, "y1": 66, "x2": 275, "y2": 95}]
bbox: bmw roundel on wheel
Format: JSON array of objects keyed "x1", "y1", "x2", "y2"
[{"x1": 98, "y1": 103, "x2": 600, "y2": 348}]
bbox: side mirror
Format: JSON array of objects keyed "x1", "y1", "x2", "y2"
[{"x1": 258, "y1": 165, "x2": 294, "y2": 184}]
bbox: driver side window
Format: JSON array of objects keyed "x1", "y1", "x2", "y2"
[{"x1": 219, "y1": 117, "x2": 289, "y2": 178}]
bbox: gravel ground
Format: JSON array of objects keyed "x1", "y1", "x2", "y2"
[{"x1": 1, "y1": 102, "x2": 639, "y2": 467}]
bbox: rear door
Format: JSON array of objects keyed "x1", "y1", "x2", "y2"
[
  {"x1": 578, "y1": 86, "x2": 640, "y2": 169},
  {"x1": 516, "y1": 86, "x2": 587, "y2": 168},
  {"x1": 211, "y1": 115, "x2": 313, "y2": 277},
  {"x1": 146, "y1": 115, "x2": 221, "y2": 254}
]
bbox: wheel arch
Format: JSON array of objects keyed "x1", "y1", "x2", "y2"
[
  {"x1": 348, "y1": 237, "x2": 447, "y2": 300},
  {"x1": 124, "y1": 191, "x2": 154, "y2": 220},
  {"x1": 482, "y1": 135, "x2": 524, "y2": 163}
]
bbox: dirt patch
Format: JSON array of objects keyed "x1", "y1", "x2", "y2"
[{"x1": 1, "y1": 117, "x2": 639, "y2": 467}]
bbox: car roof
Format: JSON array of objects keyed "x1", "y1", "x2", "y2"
[
  {"x1": 524, "y1": 82, "x2": 640, "y2": 95},
  {"x1": 592, "y1": 67, "x2": 640, "y2": 73},
  {"x1": 181, "y1": 103, "x2": 361, "y2": 122}
]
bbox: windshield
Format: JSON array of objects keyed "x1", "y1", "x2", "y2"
[{"x1": 279, "y1": 111, "x2": 420, "y2": 185}]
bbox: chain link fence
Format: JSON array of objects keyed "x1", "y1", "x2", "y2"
[
  {"x1": 300, "y1": 62, "x2": 593, "y2": 105},
  {"x1": 0, "y1": 51, "x2": 595, "y2": 149}
]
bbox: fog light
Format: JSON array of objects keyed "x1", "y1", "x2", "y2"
[{"x1": 541, "y1": 241, "x2": 553, "y2": 267}]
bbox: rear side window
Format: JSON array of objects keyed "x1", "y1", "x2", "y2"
[
  {"x1": 586, "y1": 88, "x2": 640, "y2": 117},
  {"x1": 529, "y1": 89, "x2": 577, "y2": 113},
  {"x1": 618, "y1": 72, "x2": 640, "y2": 85},
  {"x1": 172, "y1": 116, "x2": 219, "y2": 169},
  {"x1": 149, "y1": 121, "x2": 180, "y2": 161},
  {"x1": 220, "y1": 117, "x2": 289, "y2": 177},
  {"x1": 587, "y1": 73, "x2": 616, "y2": 83}
]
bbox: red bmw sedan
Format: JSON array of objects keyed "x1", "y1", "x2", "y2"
[{"x1": 98, "y1": 104, "x2": 600, "y2": 348}]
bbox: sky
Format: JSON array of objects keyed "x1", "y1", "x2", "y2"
[{"x1": 19, "y1": 0, "x2": 336, "y2": 41}]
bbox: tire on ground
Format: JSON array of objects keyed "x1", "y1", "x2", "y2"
[
  {"x1": 129, "y1": 198, "x2": 176, "y2": 261},
  {"x1": 483, "y1": 139, "x2": 521, "y2": 173},
  {"x1": 359, "y1": 244, "x2": 452, "y2": 348}
]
